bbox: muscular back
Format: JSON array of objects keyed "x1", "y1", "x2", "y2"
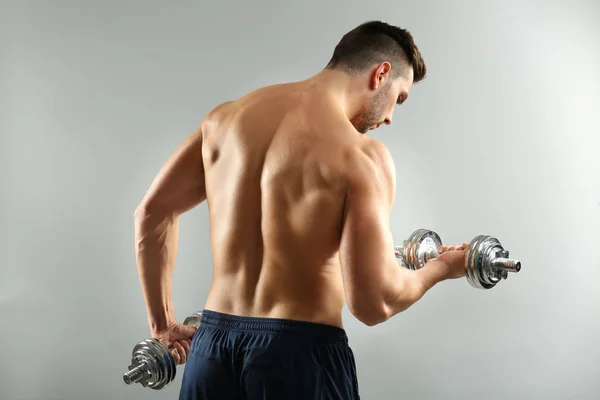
[
  {"x1": 202, "y1": 84, "x2": 364, "y2": 327},
  {"x1": 139, "y1": 82, "x2": 399, "y2": 329}
]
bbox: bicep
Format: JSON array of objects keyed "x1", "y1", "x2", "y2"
[{"x1": 138, "y1": 125, "x2": 207, "y2": 215}]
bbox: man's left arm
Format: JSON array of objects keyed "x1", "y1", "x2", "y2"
[{"x1": 134, "y1": 123, "x2": 206, "y2": 336}]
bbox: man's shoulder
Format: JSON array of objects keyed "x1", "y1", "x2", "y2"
[
  {"x1": 205, "y1": 100, "x2": 236, "y2": 121},
  {"x1": 350, "y1": 136, "x2": 394, "y2": 174},
  {"x1": 342, "y1": 136, "x2": 394, "y2": 188},
  {"x1": 197, "y1": 101, "x2": 237, "y2": 136}
]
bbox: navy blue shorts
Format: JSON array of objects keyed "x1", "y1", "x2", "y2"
[{"x1": 179, "y1": 310, "x2": 360, "y2": 399}]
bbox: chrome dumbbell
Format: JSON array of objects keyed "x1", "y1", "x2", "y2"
[
  {"x1": 394, "y1": 229, "x2": 521, "y2": 289},
  {"x1": 122, "y1": 311, "x2": 202, "y2": 390}
]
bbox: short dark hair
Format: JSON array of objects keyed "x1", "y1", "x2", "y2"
[{"x1": 325, "y1": 21, "x2": 427, "y2": 83}]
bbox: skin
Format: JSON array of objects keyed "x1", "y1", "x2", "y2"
[{"x1": 134, "y1": 61, "x2": 467, "y2": 364}]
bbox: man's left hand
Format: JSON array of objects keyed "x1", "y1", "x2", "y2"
[{"x1": 152, "y1": 322, "x2": 198, "y2": 364}]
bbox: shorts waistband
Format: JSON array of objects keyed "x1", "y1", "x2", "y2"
[{"x1": 200, "y1": 309, "x2": 348, "y2": 344}]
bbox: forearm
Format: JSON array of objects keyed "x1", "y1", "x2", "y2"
[
  {"x1": 134, "y1": 206, "x2": 180, "y2": 334},
  {"x1": 382, "y1": 259, "x2": 448, "y2": 320}
]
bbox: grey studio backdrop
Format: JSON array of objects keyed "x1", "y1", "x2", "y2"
[{"x1": 2, "y1": 1, "x2": 599, "y2": 399}]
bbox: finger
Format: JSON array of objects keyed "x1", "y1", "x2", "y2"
[
  {"x1": 178, "y1": 339, "x2": 191, "y2": 354},
  {"x1": 175, "y1": 341, "x2": 185, "y2": 363},
  {"x1": 171, "y1": 347, "x2": 181, "y2": 364},
  {"x1": 173, "y1": 341, "x2": 186, "y2": 364}
]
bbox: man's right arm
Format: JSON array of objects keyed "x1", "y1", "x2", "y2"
[{"x1": 339, "y1": 140, "x2": 449, "y2": 326}]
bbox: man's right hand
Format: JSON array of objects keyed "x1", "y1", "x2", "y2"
[{"x1": 436, "y1": 243, "x2": 469, "y2": 280}]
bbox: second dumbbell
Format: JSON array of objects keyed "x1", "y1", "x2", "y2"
[
  {"x1": 394, "y1": 229, "x2": 521, "y2": 289},
  {"x1": 122, "y1": 311, "x2": 202, "y2": 390}
]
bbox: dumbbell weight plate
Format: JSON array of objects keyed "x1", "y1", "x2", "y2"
[
  {"x1": 401, "y1": 229, "x2": 442, "y2": 270},
  {"x1": 151, "y1": 339, "x2": 176, "y2": 390},
  {"x1": 126, "y1": 341, "x2": 158, "y2": 387},
  {"x1": 128, "y1": 339, "x2": 166, "y2": 389},
  {"x1": 129, "y1": 338, "x2": 175, "y2": 390},
  {"x1": 465, "y1": 235, "x2": 505, "y2": 290}
]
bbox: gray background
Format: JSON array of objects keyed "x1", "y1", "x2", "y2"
[{"x1": 2, "y1": 0, "x2": 599, "y2": 399}]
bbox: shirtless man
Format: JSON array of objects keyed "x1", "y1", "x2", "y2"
[{"x1": 134, "y1": 20, "x2": 467, "y2": 399}]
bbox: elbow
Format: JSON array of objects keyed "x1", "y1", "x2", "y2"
[
  {"x1": 134, "y1": 204, "x2": 144, "y2": 220},
  {"x1": 134, "y1": 203, "x2": 149, "y2": 228},
  {"x1": 134, "y1": 199, "x2": 155, "y2": 219},
  {"x1": 135, "y1": 197, "x2": 181, "y2": 223},
  {"x1": 360, "y1": 314, "x2": 387, "y2": 327},
  {"x1": 347, "y1": 299, "x2": 389, "y2": 327},
  {"x1": 133, "y1": 201, "x2": 171, "y2": 233},
  {"x1": 356, "y1": 308, "x2": 388, "y2": 327},
  {"x1": 134, "y1": 200, "x2": 165, "y2": 222},
  {"x1": 348, "y1": 287, "x2": 420, "y2": 327}
]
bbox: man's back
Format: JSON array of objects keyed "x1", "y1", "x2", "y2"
[{"x1": 202, "y1": 83, "x2": 370, "y2": 328}]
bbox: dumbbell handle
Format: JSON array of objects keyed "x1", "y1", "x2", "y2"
[{"x1": 395, "y1": 244, "x2": 520, "y2": 274}]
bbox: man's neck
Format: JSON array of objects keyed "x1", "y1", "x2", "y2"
[{"x1": 302, "y1": 69, "x2": 365, "y2": 122}]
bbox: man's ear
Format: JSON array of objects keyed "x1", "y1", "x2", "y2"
[{"x1": 370, "y1": 62, "x2": 392, "y2": 90}]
